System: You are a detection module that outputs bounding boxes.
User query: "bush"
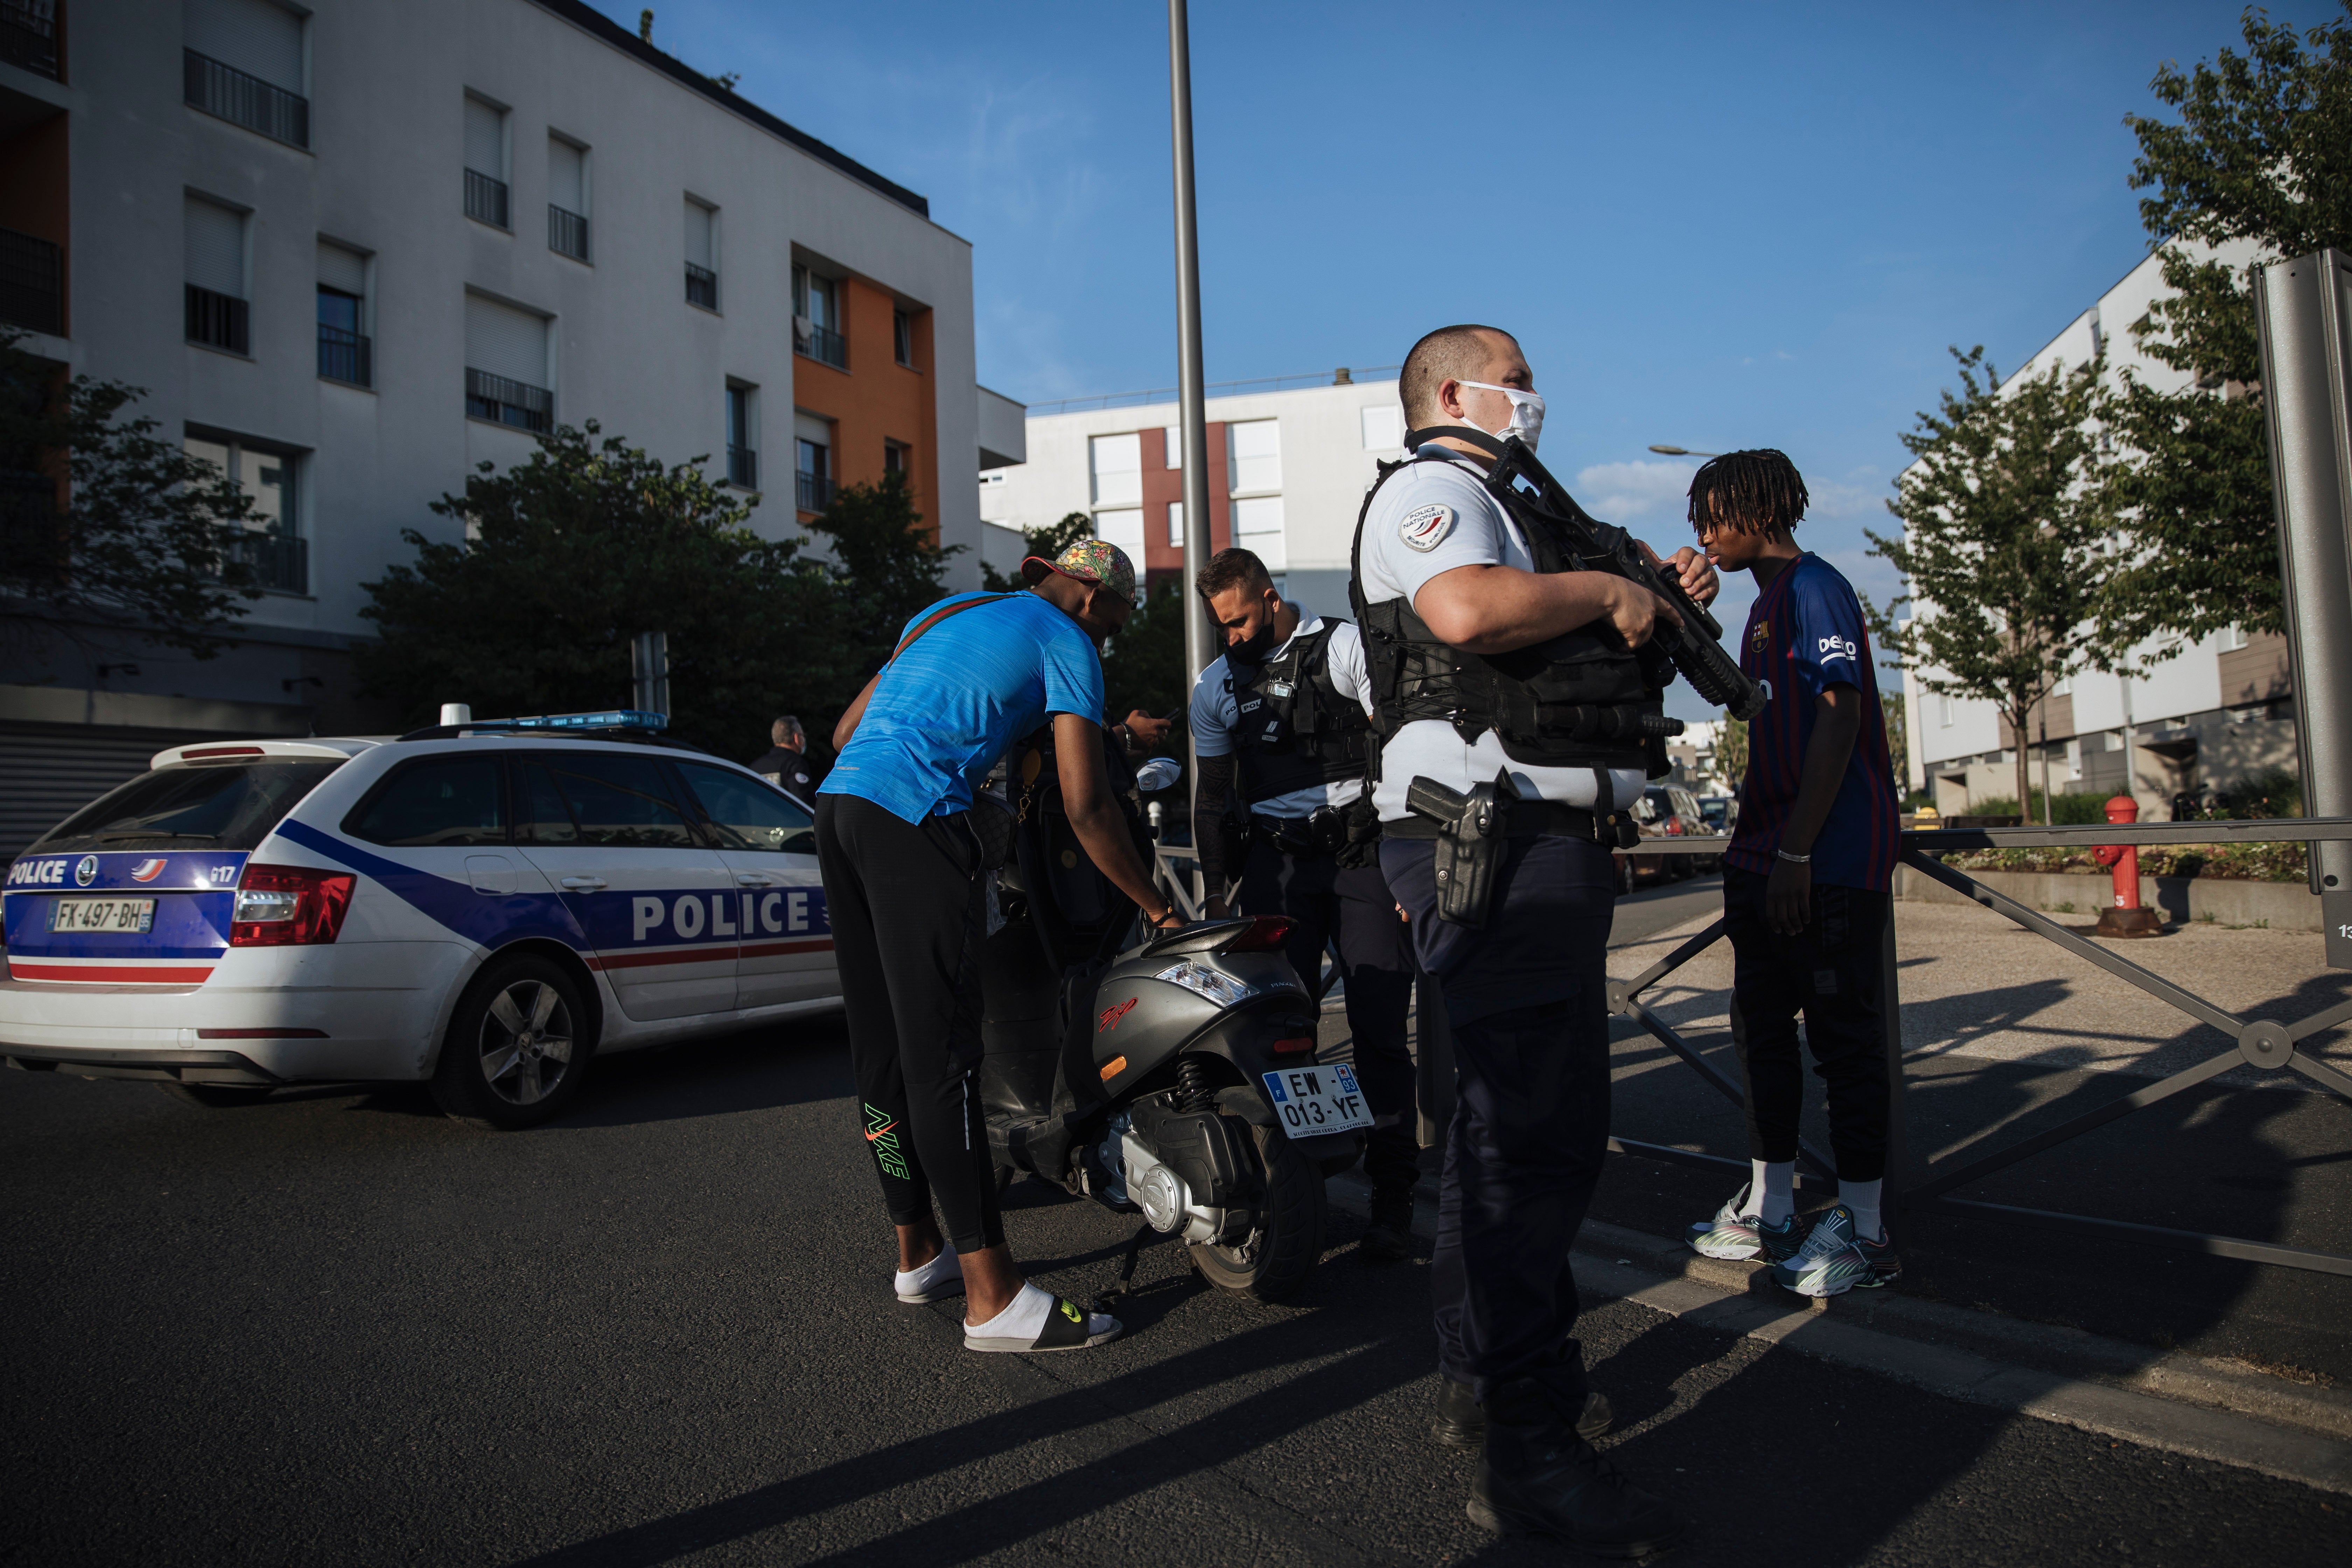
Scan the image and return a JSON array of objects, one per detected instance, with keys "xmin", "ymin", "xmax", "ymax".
[{"xmin": 1964, "ymin": 791, "xmax": 2111, "ymax": 825}]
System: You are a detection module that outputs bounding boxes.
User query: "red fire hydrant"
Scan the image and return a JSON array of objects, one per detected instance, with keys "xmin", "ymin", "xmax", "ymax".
[{"xmin": 2093, "ymin": 794, "xmax": 2162, "ymax": 938}]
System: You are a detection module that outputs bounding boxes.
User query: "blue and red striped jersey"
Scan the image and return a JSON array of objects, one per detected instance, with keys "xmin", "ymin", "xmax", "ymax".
[{"xmin": 1724, "ymin": 553, "xmax": 1899, "ymax": 891}]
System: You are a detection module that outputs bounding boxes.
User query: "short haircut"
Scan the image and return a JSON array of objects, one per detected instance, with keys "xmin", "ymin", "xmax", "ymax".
[
  {"xmin": 1400, "ymin": 324, "xmax": 1514, "ymax": 428},
  {"xmin": 1687, "ymin": 449, "xmax": 1809, "ymax": 538},
  {"xmin": 1196, "ymin": 547, "xmax": 1273, "ymax": 603},
  {"xmin": 772, "ymin": 715, "xmax": 804, "ymax": 743}
]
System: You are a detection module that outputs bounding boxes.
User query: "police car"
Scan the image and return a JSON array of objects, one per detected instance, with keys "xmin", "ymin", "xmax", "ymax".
[{"xmin": 0, "ymin": 711, "xmax": 837, "ymax": 1128}]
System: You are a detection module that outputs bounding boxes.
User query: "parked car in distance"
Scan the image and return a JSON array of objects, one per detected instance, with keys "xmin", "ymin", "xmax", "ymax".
[
  {"xmin": 1631, "ymin": 784, "xmax": 1715, "ymax": 882},
  {"xmin": 1697, "ymin": 796, "xmax": 1733, "ymax": 834}
]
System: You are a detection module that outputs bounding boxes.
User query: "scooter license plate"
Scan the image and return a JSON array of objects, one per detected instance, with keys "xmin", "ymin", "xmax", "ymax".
[{"xmin": 1260, "ymin": 1064, "xmax": 1374, "ymax": 1136}]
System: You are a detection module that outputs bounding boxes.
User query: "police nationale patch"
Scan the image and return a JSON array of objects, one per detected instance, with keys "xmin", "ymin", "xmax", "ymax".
[{"xmin": 1399, "ymin": 503, "xmax": 1455, "ymax": 552}]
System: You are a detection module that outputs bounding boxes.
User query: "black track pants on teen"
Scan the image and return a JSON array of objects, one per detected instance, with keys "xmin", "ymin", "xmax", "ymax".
[
  {"xmin": 1722, "ymin": 866, "xmax": 1891, "ymax": 1184},
  {"xmin": 815, "ymin": 792, "xmax": 1003, "ymax": 1255}
]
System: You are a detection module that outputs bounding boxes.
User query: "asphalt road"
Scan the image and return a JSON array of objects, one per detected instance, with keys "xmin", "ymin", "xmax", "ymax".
[{"xmin": 6, "ymin": 976, "xmax": 2350, "ymax": 1565}]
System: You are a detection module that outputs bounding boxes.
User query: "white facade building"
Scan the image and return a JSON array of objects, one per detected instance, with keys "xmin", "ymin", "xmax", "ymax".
[
  {"xmin": 979, "ymin": 370, "xmax": 1409, "ymax": 616},
  {"xmin": 0, "ymin": 0, "xmax": 1000, "ymax": 853},
  {"xmin": 1898, "ymin": 241, "xmax": 2298, "ymax": 818}
]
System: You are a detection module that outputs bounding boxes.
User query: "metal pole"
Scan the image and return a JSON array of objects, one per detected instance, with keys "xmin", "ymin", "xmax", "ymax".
[{"xmin": 1167, "ymin": 0, "xmax": 1215, "ymax": 873}]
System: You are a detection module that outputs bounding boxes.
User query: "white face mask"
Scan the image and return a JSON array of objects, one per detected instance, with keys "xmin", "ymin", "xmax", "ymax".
[{"xmin": 1455, "ymin": 379, "xmax": 1546, "ymax": 451}]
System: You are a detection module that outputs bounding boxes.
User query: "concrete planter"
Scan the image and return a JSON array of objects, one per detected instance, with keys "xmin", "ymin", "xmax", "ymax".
[{"xmin": 1893, "ymin": 864, "xmax": 2323, "ymax": 932}]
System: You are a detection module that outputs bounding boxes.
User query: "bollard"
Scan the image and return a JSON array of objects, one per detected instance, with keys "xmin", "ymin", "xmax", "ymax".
[{"xmin": 2092, "ymin": 794, "xmax": 2164, "ymax": 938}]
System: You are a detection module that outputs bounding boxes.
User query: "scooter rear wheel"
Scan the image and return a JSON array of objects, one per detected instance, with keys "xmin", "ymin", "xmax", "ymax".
[{"xmin": 1190, "ymin": 1120, "xmax": 1326, "ymax": 1302}]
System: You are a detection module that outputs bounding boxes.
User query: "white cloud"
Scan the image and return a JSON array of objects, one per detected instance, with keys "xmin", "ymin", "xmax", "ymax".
[
  {"xmin": 1807, "ymin": 466, "xmax": 1890, "ymax": 521},
  {"xmin": 1574, "ymin": 458, "xmax": 1698, "ymax": 523}
]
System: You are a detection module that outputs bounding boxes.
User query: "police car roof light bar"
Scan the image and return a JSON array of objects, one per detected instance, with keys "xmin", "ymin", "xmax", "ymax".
[{"xmin": 494, "ymin": 710, "xmax": 669, "ymax": 732}]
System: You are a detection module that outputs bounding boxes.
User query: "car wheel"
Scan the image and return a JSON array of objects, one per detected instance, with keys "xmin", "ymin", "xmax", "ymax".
[
  {"xmin": 159, "ymin": 1082, "xmax": 274, "ymax": 1108},
  {"xmin": 431, "ymin": 955, "xmax": 591, "ymax": 1130}
]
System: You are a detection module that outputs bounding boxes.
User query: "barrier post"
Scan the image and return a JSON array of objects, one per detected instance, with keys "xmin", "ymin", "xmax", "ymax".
[{"xmin": 1879, "ymin": 892, "xmax": 1911, "ymax": 1221}]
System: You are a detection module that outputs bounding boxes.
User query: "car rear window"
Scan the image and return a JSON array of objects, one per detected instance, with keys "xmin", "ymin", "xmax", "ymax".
[
  {"xmin": 30, "ymin": 761, "xmax": 343, "ymax": 854},
  {"xmin": 346, "ymin": 757, "xmax": 509, "ymax": 847}
]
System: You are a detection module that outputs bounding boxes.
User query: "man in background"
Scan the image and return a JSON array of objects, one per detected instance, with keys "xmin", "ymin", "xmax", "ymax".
[{"xmin": 755, "ymin": 716, "xmax": 818, "ymax": 795}]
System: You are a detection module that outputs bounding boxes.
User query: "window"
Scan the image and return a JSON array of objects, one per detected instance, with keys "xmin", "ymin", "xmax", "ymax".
[
  {"xmin": 684, "ymin": 199, "xmax": 718, "ymax": 309},
  {"xmin": 792, "ymin": 262, "xmax": 845, "ymax": 368},
  {"xmin": 883, "ymin": 440, "xmax": 908, "ymax": 478},
  {"xmin": 1090, "ymin": 432, "xmax": 1141, "ymax": 507},
  {"xmin": 894, "ymin": 308, "xmax": 916, "ymax": 368},
  {"xmin": 1937, "ymin": 693, "xmax": 1954, "ymax": 728},
  {"xmin": 726, "ymin": 383, "xmax": 757, "ymax": 489},
  {"xmin": 1228, "ymin": 419, "xmax": 1281, "ymax": 492},
  {"xmin": 1360, "ymin": 405, "xmax": 1405, "ymax": 450},
  {"xmin": 796, "ymin": 413, "xmax": 832, "ymax": 512},
  {"xmin": 2050, "ymin": 674, "xmax": 2071, "ymax": 697},
  {"xmin": 2104, "ymin": 731, "xmax": 2126, "ymax": 751},
  {"xmin": 35, "ymin": 761, "xmax": 338, "ymax": 855},
  {"xmin": 525, "ymin": 754, "xmax": 695, "ymax": 849},
  {"xmin": 1094, "ymin": 508, "xmax": 1145, "ymax": 558},
  {"xmin": 347, "ymin": 758, "xmax": 508, "ymax": 847},
  {"xmin": 316, "ymin": 241, "xmax": 370, "ymax": 386},
  {"xmin": 1161, "ymin": 426, "xmax": 1183, "ymax": 469},
  {"xmin": 5, "ymin": 0, "xmax": 58, "ymax": 79},
  {"xmin": 2218, "ymin": 625, "xmax": 2250, "ymax": 652},
  {"xmin": 676, "ymin": 763, "xmax": 816, "ymax": 854},
  {"xmin": 184, "ymin": 0, "xmax": 308, "ymax": 148},
  {"xmin": 1166, "ymin": 500, "xmax": 1185, "ymax": 548},
  {"xmin": 548, "ymin": 137, "xmax": 589, "ymax": 261},
  {"xmin": 184, "ymin": 195, "xmax": 248, "ymax": 354},
  {"xmin": 1234, "ymin": 495, "xmax": 1285, "ymax": 569},
  {"xmin": 185, "ymin": 432, "xmax": 306, "ymax": 593},
  {"xmin": 463, "ymin": 96, "xmax": 509, "ymax": 227},
  {"xmin": 464, "ymin": 293, "xmax": 552, "ymax": 431}
]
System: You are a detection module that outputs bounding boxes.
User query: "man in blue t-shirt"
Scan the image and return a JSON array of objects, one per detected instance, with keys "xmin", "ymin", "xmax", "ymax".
[
  {"xmin": 1678, "ymin": 450, "xmax": 1903, "ymax": 1300},
  {"xmin": 818, "ymin": 539, "xmax": 1183, "ymax": 1355}
]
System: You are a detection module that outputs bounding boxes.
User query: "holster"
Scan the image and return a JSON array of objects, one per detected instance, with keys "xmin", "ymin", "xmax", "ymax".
[{"xmin": 1405, "ymin": 771, "xmax": 1519, "ymax": 928}]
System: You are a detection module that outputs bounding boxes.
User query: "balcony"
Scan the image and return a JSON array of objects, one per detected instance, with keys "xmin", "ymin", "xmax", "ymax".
[
  {"xmin": 796, "ymin": 471, "xmax": 833, "ymax": 513},
  {"xmin": 685, "ymin": 262, "xmax": 717, "ymax": 311},
  {"xmin": 465, "ymin": 367, "xmax": 552, "ymax": 433},
  {"xmin": 185, "ymin": 284, "xmax": 248, "ymax": 355},
  {"xmin": 184, "ymin": 49, "xmax": 310, "ymax": 150},
  {"xmin": 0, "ymin": 226, "xmax": 61, "ymax": 337},
  {"xmin": 465, "ymin": 169, "xmax": 509, "ymax": 229},
  {"xmin": 317, "ymin": 323, "xmax": 371, "ymax": 387},
  {"xmin": 548, "ymin": 205, "xmax": 589, "ymax": 262},
  {"xmin": 223, "ymin": 528, "xmax": 307, "ymax": 595},
  {"xmin": 794, "ymin": 317, "xmax": 846, "ymax": 370},
  {"xmin": 727, "ymin": 446, "xmax": 758, "ymax": 490},
  {"xmin": 1, "ymin": 0, "xmax": 58, "ymax": 79},
  {"xmin": 0, "ymin": 469, "xmax": 63, "ymax": 585}
]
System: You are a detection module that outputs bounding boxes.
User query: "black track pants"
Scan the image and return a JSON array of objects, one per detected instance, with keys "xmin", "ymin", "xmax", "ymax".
[
  {"xmin": 815, "ymin": 792, "xmax": 1002, "ymax": 1254},
  {"xmin": 1237, "ymin": 841, "xmax": 1419, "ymax": 1195},
  {"xmin": 1722, "ymin": 867, "xmax": 1891, "ymax": 1184}
]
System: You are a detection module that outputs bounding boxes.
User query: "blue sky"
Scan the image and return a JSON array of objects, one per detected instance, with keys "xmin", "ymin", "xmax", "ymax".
[{"xmin": 596, "ymin": 0, "xmax": 2306, "ymax": 712}]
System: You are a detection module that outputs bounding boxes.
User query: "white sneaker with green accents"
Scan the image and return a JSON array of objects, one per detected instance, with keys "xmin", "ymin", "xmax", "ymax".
[{"xmin": 1769, "ymin": 1204, "xmax": 1900, "ymax": 1298}]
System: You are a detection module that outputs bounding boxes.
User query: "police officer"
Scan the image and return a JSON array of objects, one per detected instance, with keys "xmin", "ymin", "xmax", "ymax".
[
  {"xmin": 1353, "ymin": 324, "xmax": 1716, "ymax": 1551},
  {"xmin": 1186, "ymin": 547, "xmax": 1418, "ymax": 1259},
  {"xmin": 753, "ymin": 716, "xmax": 817, "ymax": 794}
]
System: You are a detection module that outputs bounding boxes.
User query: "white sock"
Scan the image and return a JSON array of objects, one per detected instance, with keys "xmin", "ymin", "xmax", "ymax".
[
  {"xmin": 1841, "ymin": 1179, "xmax": 1884, "ymax": 1242},
  {"xmin": 966, "ymin": 1281, "xmax": 1054, "ymax": 1340},
  {"xmin": 1753, "ymin": 1160, "xmax": 1795, "ymax": 1225},
  {"xmin": 894, "ymin": 1248, "xmax": 963, "ymax": 1296}
]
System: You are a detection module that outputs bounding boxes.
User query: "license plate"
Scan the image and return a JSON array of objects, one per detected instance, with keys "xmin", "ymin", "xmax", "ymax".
[
  {"xmin": 49, "ymin": 897, "xmax": 158, "ymax": 934},
  {"xmin": 1260, "ymin": 1064, "xmax": 1374, "ymax": 1136}
]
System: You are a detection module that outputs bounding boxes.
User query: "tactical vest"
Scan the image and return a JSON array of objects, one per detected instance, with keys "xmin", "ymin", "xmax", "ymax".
[
  {"xmin": 1348, "ymin": 448, "xmax": 1661, "ymax": 776},
  {"xmin": 1225, "ymin": 622, "xmax": 1373, "ymax": 805}
]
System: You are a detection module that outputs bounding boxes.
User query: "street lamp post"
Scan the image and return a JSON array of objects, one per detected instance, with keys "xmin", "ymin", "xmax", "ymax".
[{"xmin": 1168, "ymin": 0, "xmax": 1211, "ymax": 687}]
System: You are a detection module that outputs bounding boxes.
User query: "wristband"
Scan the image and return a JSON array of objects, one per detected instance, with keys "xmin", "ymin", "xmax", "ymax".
[{"xmin": 1776, "ymin": 848, "xmax": 1812, "ymax": 864}]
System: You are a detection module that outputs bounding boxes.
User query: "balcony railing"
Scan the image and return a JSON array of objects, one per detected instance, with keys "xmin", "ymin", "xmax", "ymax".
[
  {"xmin": 794, "ymin": 318, "xmax": 846, "ymax": 370},
  {"xmin": 1, "ymin": 0, "xmax": 59, "ymax": 79},
  {"xmin": 465, "ymin": 367, "xmax": 552, "ymax": 433},
  {"xmin": 222, "ymin": 529, "xmax": 307, "ymax": 594},
  {"xmin": 0, "ymin": 469, "xmax": 63, "ymax": 584},
  {"xmin": 465, "ymin": 169, "xmax": 510, "ymax": 229},
  {"xmin": 727, "ymin": 446, "xmax": 758, "ymax": 490},
  {"xmin": 548, "ymin": 205, "xmax": 589, "ymax": 261},
  {"xmin": 797, "ymin": 471, "xmax": 833, "ymax": 513},
  {"xmin": 0, "ymin": 226, "xmax": 62, "ymax": 337},
  {"xmin": 184, "ymin": 49, "xmax": 309, "ymax": 149},
  {"xmin": 317, "ymin": 323, "xmax": 371, "ymax": 387},
  {"xmin": 685, "ymin": 262, "xmax": 717, "ymax": 310},
  {"xmin": 186, "ymin": 284, "xmax": 249, "ymax": 355}
]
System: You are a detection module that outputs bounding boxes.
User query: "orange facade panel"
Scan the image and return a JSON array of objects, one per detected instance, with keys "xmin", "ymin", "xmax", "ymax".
[{"xmin": 792, "ymin": 275, "xmax": 938, "ymax": 540}]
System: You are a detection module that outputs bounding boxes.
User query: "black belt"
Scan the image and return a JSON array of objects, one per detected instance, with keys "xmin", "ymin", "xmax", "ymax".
[
  {"xmin": 1250, "ymin": 812, "xmax": 1335, "ymax": 856},
  {"xmin": 1382, "ymin": 798, "xmax": 1630, "ymax": 844}
]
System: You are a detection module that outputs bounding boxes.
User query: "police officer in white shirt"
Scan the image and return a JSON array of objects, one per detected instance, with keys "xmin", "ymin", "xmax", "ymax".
[
  {"xmin": 1353, "ymin": 324, "xmax": 1716, "ymax": 1553},
  {"xmin": 1187, "ymin": 548, "xmax": 1418, "ymax": 1260}
]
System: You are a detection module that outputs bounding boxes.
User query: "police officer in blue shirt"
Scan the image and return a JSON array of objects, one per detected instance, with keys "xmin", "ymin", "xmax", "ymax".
[{"xmin": 1353, "ymin": 325, "xmax": 1716, "ymax": 1552}]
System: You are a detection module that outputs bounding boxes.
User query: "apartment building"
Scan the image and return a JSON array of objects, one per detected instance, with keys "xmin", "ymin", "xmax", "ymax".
[
  {"xmin": 979, "ymin": 370, "xmax": 1410, "ymax": 616},
  {"xmin": 0, "ymin": 0, "xmax": 1006, "ymax": 852},
  {"xmin": 1899, "ymin": 240, "xmax": 2297, "ymax": 819}
]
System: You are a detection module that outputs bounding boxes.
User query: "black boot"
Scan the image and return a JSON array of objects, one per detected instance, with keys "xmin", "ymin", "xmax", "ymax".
[
  {"xmin": 1432, "ymin": 1375, "xmax": 1612, "ymax": 1449},
  {"xmin": 1359, "ymin": 1187, "xmax": 1414, "ymax": 1261},
  {"xmin": 1469, "ymin": 1377, "xmax": 1678, "ymax": 1555}
]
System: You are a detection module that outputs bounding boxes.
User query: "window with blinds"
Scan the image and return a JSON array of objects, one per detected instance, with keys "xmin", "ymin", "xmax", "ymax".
[
  {"xmin": 1094, "ymin": 509, "xmax": 1145, "ymax": 560},
  {"xmin": 1234, "ymin": 496, "xmax": 1286, "ymax": 569},
  {"xmin": 464, "ymin": 294, "xmax": 551, "ymax": 431},
  {"xmin": 549, "ymin": 139, "xmax": 589, "ymax": 261},
  {"xmin": 316, "ymin": 242, "xmax": 369, "ymax": 386},
  {"xmin": 1090, "ymin": 433, "xmax": 1141, "ymax": 507},
  {"xmin": 464, "ymin": 97, "xmax": 509, "ymax": 227},
  {"xmin": 1360, "ymin": 405, "xmax": 1405, "ymax": 451},
  {"xmin": 1228, "ymin": 419, "xmax": 1281, "ymax": 493},
  {"xmin": 684, "ymin": 200, "xmax": 717, "ymax": 308},
  {"xmin": 184, "ymin": 196, "xmax": 247, "ymax": 353},
  {"xmin": 184, "ymin": 0, "xmax": 308, "ymax": 146}
]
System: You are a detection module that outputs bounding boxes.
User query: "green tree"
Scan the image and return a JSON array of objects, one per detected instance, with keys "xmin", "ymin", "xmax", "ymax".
[
  {"xmin": 802, "ymin": 469, "xmax": 963, "ymax": 686},
  {"xmin": 358, "ymin": 422, "xmax": 846, "ymax": 758},
  {"xmin": 1879, "ymin": 690, "xmax": 1907, "ymax": 786},
  {"xmin": 1714, "ymin": 715, "xmax": 1749, "ymax": 794},
  {"xmin": 1868, "ymin": 347, "xmax": 2115, "ymax": 814},
  {"xmin": 978, "ymin": 510, "xmax": 1092, "ymax": 593},
  {"xmin": 0, "ymin": 330, "xmax": 261, "ymax": 660},
  {"xmin": 1101, "ymin": 578, "xmax": 1190, "ymax": 727},
  {"xmin": 2099, "ymin": 5, "xmax": 2352, "ymax": 645}
]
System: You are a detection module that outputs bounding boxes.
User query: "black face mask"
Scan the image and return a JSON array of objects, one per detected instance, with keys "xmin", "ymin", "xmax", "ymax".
[{"xmin": 1227, "ymin": 619, "xmax": 1281, "ymax": 667}]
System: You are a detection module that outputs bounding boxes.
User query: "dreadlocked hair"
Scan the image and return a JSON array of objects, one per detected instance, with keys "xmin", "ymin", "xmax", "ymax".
[{"xmin": 1687, "ymin": 449, "xmax": 1808, "ymax": 538}]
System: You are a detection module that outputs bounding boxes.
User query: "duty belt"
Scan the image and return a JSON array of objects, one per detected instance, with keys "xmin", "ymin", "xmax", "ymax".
[{"xmin": 1382, "ymin": 798, "xmax": 1634, "ymax": 845}]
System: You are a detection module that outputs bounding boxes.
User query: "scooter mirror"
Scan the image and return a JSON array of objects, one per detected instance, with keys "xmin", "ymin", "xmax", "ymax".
[{"xmin": 1134, "ymin": 757, "xmax": 1183, "ymax": 793}]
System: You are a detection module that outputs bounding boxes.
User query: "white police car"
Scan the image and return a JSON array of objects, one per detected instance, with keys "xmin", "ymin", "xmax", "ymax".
[{"xmin": 0, "ymin": 711, "xmax": 838, "ymax": 1128}]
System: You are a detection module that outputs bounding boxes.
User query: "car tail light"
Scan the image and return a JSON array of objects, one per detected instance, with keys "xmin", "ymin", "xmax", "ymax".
[
  {"xmin": 230, "ymin": 864, "xmax": 355, "ymax": 946},
  {"xmin": 1271, "ymin": 1036, "xmax": 1315, "ymax": 1055},
  {"xmin": 1219, "ymin": 916, "xmax": 1295, "ymax": 953},
  {"xmin": 1666, "ymin": 818, "xmax": 1684, "ymax": 835}
]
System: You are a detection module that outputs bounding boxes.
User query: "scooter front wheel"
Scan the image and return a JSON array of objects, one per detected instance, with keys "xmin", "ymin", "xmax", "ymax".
[{"xmin": 1190, "ymin": 1120, "xmax": 1326, "ymax": 1302}]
